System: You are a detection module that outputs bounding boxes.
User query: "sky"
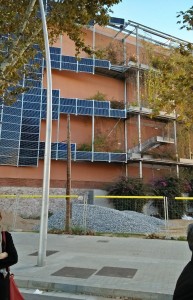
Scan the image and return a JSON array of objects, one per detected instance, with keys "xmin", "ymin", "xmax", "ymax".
[{"xmin": 111, "ymin": 0, "xmax": 193, "ymax": 43}]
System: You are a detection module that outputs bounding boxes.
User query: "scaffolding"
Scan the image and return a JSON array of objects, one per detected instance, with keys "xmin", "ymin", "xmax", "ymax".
[{"xmin": 88, "ymin": 17, "xmax": 193, "ymax": 178}]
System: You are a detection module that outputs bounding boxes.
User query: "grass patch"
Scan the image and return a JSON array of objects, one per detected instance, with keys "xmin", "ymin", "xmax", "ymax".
[
  {"xmin": 47, "ymin": 228, "xmax": 146, "ymax": 238},
  {"xmin": 48, "ymin": 226, "xmax": 95, "ymax": 236},
  {"xmin": 177, "ymin": 236, "xmax": 186, "ymax": 241},
  {"xmin": 95, "ymin": 232, "xmax": 146, "ymax": 238}
]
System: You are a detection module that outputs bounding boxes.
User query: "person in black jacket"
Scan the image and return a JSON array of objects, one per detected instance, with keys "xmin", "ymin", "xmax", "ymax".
[
  {"xmin": 0, "ymin": 211, "xmax": 18, "ymax": 300},
  {"xmin": 173, "ymin": 223, "xmax": 193, "ymax": 300}
]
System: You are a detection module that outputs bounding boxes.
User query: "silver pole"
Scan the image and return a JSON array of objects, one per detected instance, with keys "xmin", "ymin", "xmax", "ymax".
[
  {"xmin": 173, "ymin": 119, "xmax": 179, "ymax": 178},
  {"xmin": 37, "ymin": 0, "xmax": 52, "ymax": 267},
  {"xmin": 92, "ymin": 105, "xmax": 94, "ymax": 162},
  {"xmin": 136, "ymin": 26, "xmax": 142, "ymax": 178}
]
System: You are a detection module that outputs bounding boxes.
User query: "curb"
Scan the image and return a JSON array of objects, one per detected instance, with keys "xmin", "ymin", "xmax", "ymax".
[{"xmin": 16, "ymin": 278, "xmax": 173, "ymax": 300}]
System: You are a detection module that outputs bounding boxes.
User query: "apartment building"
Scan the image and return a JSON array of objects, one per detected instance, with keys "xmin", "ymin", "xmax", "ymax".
[{"xmin": 0, "ymin": 17, "xmax": 192, "ymax": 189}]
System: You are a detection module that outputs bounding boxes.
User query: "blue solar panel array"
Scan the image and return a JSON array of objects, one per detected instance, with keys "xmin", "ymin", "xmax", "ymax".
[
  {"xmin": 49, "ymin": 46, "xmax": 110, "ymax": 73},
  {"xmin": 59, "ymin": 97, "xmax": 126, "ymax": 118},
  {"xmin": 0, "ymin": 46, "xmax": 126, "ymax": 167},
  {"xmin": 38, "ymin": 146, "xmax": 126, "ymax": 163}
]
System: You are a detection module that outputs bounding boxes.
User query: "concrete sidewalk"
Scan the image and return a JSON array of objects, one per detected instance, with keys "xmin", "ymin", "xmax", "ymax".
[{"xmin": 11, "ymin": 232, "xmax": 190, "ymax": 300}]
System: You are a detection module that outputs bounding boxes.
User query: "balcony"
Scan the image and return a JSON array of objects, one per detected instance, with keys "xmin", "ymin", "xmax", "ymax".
[{"xmin": 127, "ymin": 105, "xmax": 176, "ymax": 120}]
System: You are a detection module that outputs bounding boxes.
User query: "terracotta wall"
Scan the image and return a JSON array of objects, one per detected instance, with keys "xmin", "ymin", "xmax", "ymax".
[
  {"xmin": 44, "ymin": 69, "xmax": 124, "ymax": 101},
  {"xmin": 0, "ymin": 160, "xmax": 126, "ymax": 189}
]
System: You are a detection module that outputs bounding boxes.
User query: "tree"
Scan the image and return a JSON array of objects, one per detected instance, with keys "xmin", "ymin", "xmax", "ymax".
[
  {"xmin": 143, "ymin": 43, "xmax": 193, "ymax": 128},
  {"xmin": 66, "ymin": 114, "xmax": 71, "ymax": 233},
  {"xmin": 0, "ymin": 0, "xmax": 121, "ymax": 104},
  {"xmin": 142, "ymin": 7, "xmax": 193, "ymax": 128}
]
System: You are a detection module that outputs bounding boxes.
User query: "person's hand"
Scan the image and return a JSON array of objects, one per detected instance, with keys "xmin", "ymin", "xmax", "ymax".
[{"xmin": 0, "ymin": 252, "xmax": 8, "ymax": 259}]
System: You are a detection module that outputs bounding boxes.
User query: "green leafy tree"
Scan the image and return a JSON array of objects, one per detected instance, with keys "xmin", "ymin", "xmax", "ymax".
[
  {"xmin": 107, "ymin": 176, "xmax": 148, "ymax": 212},
  {"xmin": 142, "ymin": 7, "xmax": 193, "ymax": 128},
  {"xmin": 144, "ymin": 44, "xmax": 193, "ymax": 128},
  {"xmin": 0, "ymin": 0, "xmax": 121, "ymax": 104},
  {"xmin": 177, "ymin": 6, "xmax": 193, "ymax": 31}
]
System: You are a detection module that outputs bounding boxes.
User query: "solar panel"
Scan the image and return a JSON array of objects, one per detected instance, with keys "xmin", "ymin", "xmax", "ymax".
[
  {"xmin": 61, "ymin": 62, "xmax": 77, "ymax": 71},
  {"xmin": 2, "ymin": 114, "xmax": 21, "ymax": 124},
  {"xmin": 19, "ymin": 148, "xmax": 38, "ymax": 157},
  {"xmin": 60, "ymin": 98, "xmax": 76, "ymax": 106},
  {"xmin": 51, "ymin": 61, "xmax": 60, "ymax": 69},
  {"xmin": 22, "ymin": 109, "xmax": 40, "ymax": 118},
  {"xmin": 3, "ymin": 107, "xmax": 21, "ymax": 116},
  {"xmin": 57, "ymin": 151, "xmax": 67, "ymax": 159},
  {"xmin": 94, "ymin": 152, "xmax": 109, "ymax": 161},
  {"xmin": 18, "ymin": 157, "xmax": 38, "ymax": 166},
  {"xmin": 60, "ymin": 106, "xmax": 76, "ymax": 114},
  {"xmin": 95, "ymin": 59, "xmax": 110, "ymax": 68},
  {"xmin": 109, "ymin": 17, "xmax": 125, "ymax": 26},
  {"xmin": 94, "ymin": 101, "xmax": 109, "ymax": 109},
  {"xmin": 62, "ymin": 56, "xmax": 77, "ymax": 63},
  {"xmin": 0, "ymin": 156, "xmax": 18, "ymax": 166},
  {"xmin": 111, "ymin": 153, "xmax": 127, "ymax": 162},
  {"xmin": 50, "ymin": 53, "xmax": 60, "ymax": 61},
  {"xmin": 19, "ymin": 140, "xmax": 39, "ymax": 149},
  {"xmin": 23, "ymin": 95, "xmax": 41, "ymax": 103},
  {"xmin": 1, "ymin": 130, "xmax": 20, "ymax": 140},
  {"xmin": 23, "ymin": 102, "xmax": 40, "ymax": 110},
  {"xmin": 50, "ymin": 47, "xmax": 61, "ymax": 54},
  {"xmin": 94, "ymin": 108, "xmax": 109, "ymax": 117},
  {"xmin": 110, "ymin": 110, "xmax": 126, "ymax": 118},
  {"xmin": 78, "ymin": 65, "xmax": 93, "ymax": 73},
  {"xmin": 21, "ymin": 117, "xmax": 40, "ymax": 125},
  {"xmin": 76, "ymin": 151, "xmax": 92, "ymax": 160},
  {"xmin": 21, "ymin": 125, "xmax": 39, "ymax": 133},
  {"xmin": 52, "ymin": 112, "xmax": 59, "ymax": 119},
  {"xmin": 20, "ymin": 133, "xmax": 39, "ymax": 141},
  {"xmin": 0, "ymin": 139, "xmax": 20, "ymax": 148},
  {"xmin": 77, "ymin": 99, "xmax": 93, "ymax": 108},
  {"xmin": 27, "ymin": 87, "xmax": 42, "ymax": 95},
  {"xmin": 77, "ymin": 107, "xmax": 93, "ymax": 115},
  {"xmin": 0, "ymin": 147, "xmax": 18, "ymax": 156},
  {"xmin": 79, "ymin": 58, "xmax": 93, "ymax": 66}
]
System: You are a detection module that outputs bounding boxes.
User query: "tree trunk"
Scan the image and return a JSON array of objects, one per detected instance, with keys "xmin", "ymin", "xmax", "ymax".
[{"xmin": 65, "ymin": 114, "xmax": 71, "ymax": 232}]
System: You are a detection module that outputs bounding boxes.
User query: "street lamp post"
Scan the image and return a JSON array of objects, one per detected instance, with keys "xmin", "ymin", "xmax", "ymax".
[{"xmin": 37, "ymin": 0, "xmax": 52, "ymax": 267}]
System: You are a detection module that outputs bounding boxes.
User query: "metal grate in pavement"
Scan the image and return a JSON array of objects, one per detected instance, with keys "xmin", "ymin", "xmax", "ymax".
[
  {"xmin": 95, "ymin": 266, "xmax": 137, "ymax": 278},
  {"xmin": 51, "ymin": 267, "xmax": 97, "ymax": 279},
  {"xmin": 97, "ymin": 240, "xmax": 109, "ymax": 243},
  {"xmin": 29, "ymin": 250, "xmax": 59, "ymax": 257}
]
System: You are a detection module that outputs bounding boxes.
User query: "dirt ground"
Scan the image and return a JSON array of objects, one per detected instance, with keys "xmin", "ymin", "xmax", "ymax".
[
  {"xmin": 0, "ymin": 211, "xmax": 39, "ymax": 232},
  {"xmin": 161, "ymin": 219, "xmax": 193, "ymax": 238}
]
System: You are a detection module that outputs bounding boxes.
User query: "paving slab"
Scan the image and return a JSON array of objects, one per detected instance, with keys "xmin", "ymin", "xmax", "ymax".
[{"xmin": 11, "ymin": 232, "xmax": 191, "ymax": 300}]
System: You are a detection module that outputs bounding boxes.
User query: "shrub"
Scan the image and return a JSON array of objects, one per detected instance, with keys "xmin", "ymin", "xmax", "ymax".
[
  {"xmin": 151, "ymin": 176, "xmax": 186, "ymax": 219},
  {"xmin": 110, "ymin": 100, "xmax": 125, "ymax": 109},
  {"xmin": 107, "ymin": 176, "xmax": 148, "ymax": 212},
  {"xmin": 77, "ymin": 143, "xmax": 92, "ymax": 151},
  {"xmin": 86, "ymin": 91, "xmax": 106, "ymax": 101}
]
